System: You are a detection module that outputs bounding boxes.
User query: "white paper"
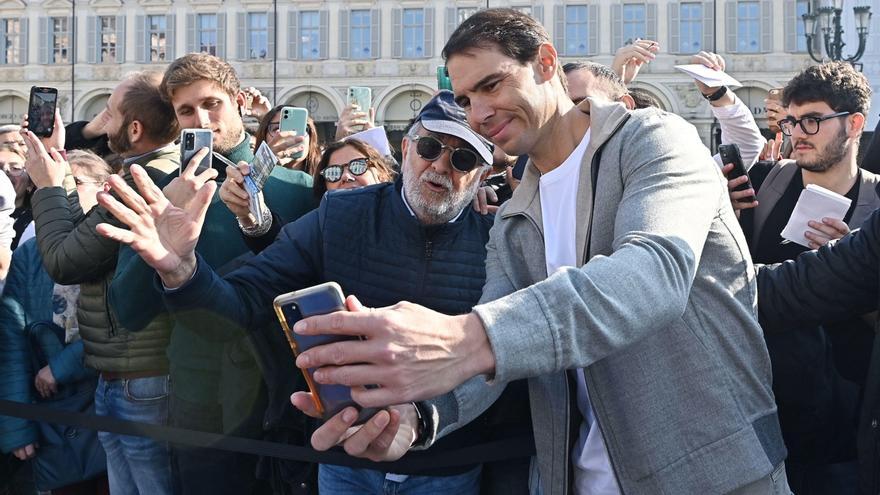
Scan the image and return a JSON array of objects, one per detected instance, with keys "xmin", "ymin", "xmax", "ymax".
[
  {"xmin": 674, "ymin": 64, "xmax": 743, "ymax": 89},
  {"xmin": 346, "ymin": 126, "xmax": 393, "ymax": 157},
  {"xmin": 780, "ymin": 184, "xmax": 852, "ymax": 248}
]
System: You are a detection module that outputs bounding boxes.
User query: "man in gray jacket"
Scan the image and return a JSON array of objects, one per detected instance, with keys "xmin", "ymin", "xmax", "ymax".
[{"xmin": 292, "ymin": 8, "xmax": 788, "ymax": 495}]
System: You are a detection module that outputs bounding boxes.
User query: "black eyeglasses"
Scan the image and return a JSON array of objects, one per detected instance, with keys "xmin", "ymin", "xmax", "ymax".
[
  {"xmin": 409, "ymin": 134, "xmax": 482, "ymax": 173},
  {"xmin": 320, "ymin": 158, "xmax": 370, "ymax": 183},
  {"xmin": 778, "ymin": 111, "xmax": 851, "ymax": 136}
]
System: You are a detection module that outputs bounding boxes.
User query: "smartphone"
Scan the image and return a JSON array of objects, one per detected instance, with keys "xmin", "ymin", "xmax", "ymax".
[
  {"xmin": 719, "ymin": 144, "xmax": 755, "ymax": 203},
  {"xmin": 280, "ymin": 107, "xmax": 309, "ymax": 160},
  {"xmin": 767, "ymin": 88, "xmax": 783, "ymax": 102},
  {"xmin": 347, "ymin": 86, "xmax": 372, "ymax": 131},
  {"xmin": 28, "ymin": 86, "xmax": 58, "ymax": 138},
  {"xmin": 273, "ymin": 282, "xmax": 378, "ymax": 424},
  {"xmin": 180, "ymin": 129, "xmax": 213, "ymax": 175},
  {"xmin": 437, "ymin": 66, "xmax": 453, "ymax": 91}
]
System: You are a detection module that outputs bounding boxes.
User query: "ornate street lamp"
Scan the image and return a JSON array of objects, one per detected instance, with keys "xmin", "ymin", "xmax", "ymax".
[{"xmin": 802, "ymin": 2, "xmax": 872, "ymax": 65}]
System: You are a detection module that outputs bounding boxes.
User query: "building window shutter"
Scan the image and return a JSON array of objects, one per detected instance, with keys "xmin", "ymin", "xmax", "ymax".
[
  {"xmin": 611, "ymin": 4, "xmax": 622, "ymax": 51},
  {"xmin": 166, "ymin": 14, "xmax": 176, "ymax": 60},
  {"xmin": 87, "ymin": 16, "xmax": 97, "ymax": 63},
  {"xmin": 19, "ymin": 18, "xmax": 28, "ymax": 64},
  {"xmin": 553, "ymin": 5, "xmax": 565, "ymax": 54},
  {"xmin": 668, "ymin": 3, "xmax": 680, "ymax": 54},
  {"xmin": 116, "ymin": 15, "xmax": 126, "ymax": 63},
  {"xmin": 318, "ymin": 11, "xmax": 328, "ymax": 59},
  {"xmin": 267, "ymin": 11, "xmax": 275, "ymax": 59},
  {"xmin": 186, "ymin": 14, "xmax": 196, "ymax": 54},
  {"xmin": 392, "ymin": 8, "xmax": 401, "ymax": 58},
  {"xmin": 760, "ymin": 0, "xmax": 772, "ymax": 53},
  {"xmin": 646, "ymin": 3, "xmax": 657, "ymax": 41},
  {"xmin": 588, "ymin": 5, "xmax": 600, "ymax": 55},
  {"xmin": 38, "ymin": 17, "xmax": 49, "ymax": 64},
  {"xmin": 444, "ymin": 7, "xmax": 456, "ymax": 42},
  {"xmin": 288, "ymin": 11, "xmax": 298, "ymax": 60},
  {"xmin": 370, "ymin": 8, "xmax": 380, "ymax": 59},
  {"xmin": 339, "ymin": 10, "xmax": 349, "ymax": 59},
  {"xmin": 237, "ymin": 12, "xmax": 246, "ymax": 60},
  {"xmin": 424, "ymin": 7, "xmax": 434, "ymax": 58},
  {"xmin": 217, "ymin": 13, "xmax": 226, "ymax": 59},
  {"xmin": 0, "ymin": 21, "xmax": 7, "ymax": 64},
  {"xmin": 725, "ymin": 1, "xmax": 737, "ymax": 53},
  {"xmin": 532, "ymin": 5, "xmax": 544, "ymax": 24},
  {"xmin": 702, "ymin": 1, "xmax": 715, "ymax": 52}
]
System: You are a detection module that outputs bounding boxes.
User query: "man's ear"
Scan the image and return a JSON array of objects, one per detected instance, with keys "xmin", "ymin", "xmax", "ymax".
[
  {"xmin": 236, "ymin": 91, "xmax": 247, "ymax": 116},
  {"xmin": 535, "ymin": 43, "xmax": 559, "ymax": 83},
  {"xmin": 129, "ymin": 120, "xmax": 143, "ymax": 144},
  {"xmin": 848, "ymin": 112, "xmax": 866, "ymax": 138},
  {"xmin": 401, "ymin": 134, "xmax": 410, "ymax": 158},
  {"xmin": 619, "ymin": 94, "xmax": 636, "ymax": 110}
]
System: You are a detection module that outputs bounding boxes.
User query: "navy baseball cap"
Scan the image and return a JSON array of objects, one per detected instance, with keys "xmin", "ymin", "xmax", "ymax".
[{"xmin": 414, "ymin": 90, "xmax": 494, "ymax": 165}]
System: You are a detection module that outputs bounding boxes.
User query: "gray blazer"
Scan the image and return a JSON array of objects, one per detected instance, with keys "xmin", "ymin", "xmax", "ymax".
[{"xmin": 423, "ymin": 99, "xmax": 785, "ymax": 494}]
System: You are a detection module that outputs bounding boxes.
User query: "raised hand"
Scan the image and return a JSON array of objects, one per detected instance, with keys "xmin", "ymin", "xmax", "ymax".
[
  {"xmin": 611, "ymin": 39, "xmax": 658, "ymax": 84},
  {"xmin": 21, "ymin": 129, "xmax": 67, "ymax": 189},
  {"xmin": 95, "ymin": 164, "xmax": 215, "ymax": 288},
  {"xmin": 335, "ymin": 104, "xmax": 375, "ymax": 140},
  {"xmin": 219, "ymin": 161, "xmax": 267, "ymax": 227},
  {"xmin": 162, "ymin": 147, "xmax": 218, "ymax": 210}
]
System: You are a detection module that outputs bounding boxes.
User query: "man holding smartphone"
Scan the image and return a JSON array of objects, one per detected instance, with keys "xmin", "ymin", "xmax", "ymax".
[
  {"xmin": 95, "ymin": 90, "xmax": 533, "ymax": 494},
  {"xmin": 276, "ymin": 9, "xmax": 787, "ymax": 495},
  {"xmin": 104, "ymin": 53, "xmax": 314, "ymax": 495}
]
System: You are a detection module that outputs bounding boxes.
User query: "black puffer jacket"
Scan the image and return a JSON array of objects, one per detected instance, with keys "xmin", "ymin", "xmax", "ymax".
[{"xmin": 757, "ymin": 197, "xmax": 880, "ymax": 495}]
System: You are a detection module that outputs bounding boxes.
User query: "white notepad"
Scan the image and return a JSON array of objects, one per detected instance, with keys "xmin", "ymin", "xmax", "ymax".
[
  {"xmin": 780, "ymin": 184, "xmax": 852, "ymax": 248},
  {"xmin": 673, "ymin": 64, "xmax": 743, "ymax": 88}
]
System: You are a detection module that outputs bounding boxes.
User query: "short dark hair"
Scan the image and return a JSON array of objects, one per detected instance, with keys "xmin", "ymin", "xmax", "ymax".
[
  {"xmin": 563, "ymin": 61, "xmax": 628, "ymax": 100},
  {"xmin": 628, "ymin": 88, "xmax": 661, "ymax": 109},
  {"xmin": 120, "ymin": 71, "xmax": 179, "ymax": 145},
  {"xmin": 782, "ymin": 61, "xmax": 872, "ymax": 115},
  {"xmin": 442, "ymin": 8, "xmax": 566, "ymax": 91}
]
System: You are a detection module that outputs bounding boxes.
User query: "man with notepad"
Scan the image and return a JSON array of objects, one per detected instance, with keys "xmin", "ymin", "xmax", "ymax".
[{"xmin": 731, "ymin": 61, "xmax": 880, "ymax": 494}]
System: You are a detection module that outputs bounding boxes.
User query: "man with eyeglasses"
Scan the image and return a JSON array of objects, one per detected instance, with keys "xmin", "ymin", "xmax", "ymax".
[
  {"xmin": 94, "ymin": 90, "xmax": 532, "ymax": 494},
  {"xmin": 728, "ymin": 61, "xmax": 879, "ymax": 494}
]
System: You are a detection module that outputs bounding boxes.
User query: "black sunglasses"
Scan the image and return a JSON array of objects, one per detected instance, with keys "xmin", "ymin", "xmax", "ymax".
[
  {"xmin": 410, "ymin": 134, "xmax": 482, "ymax": 173},
  {"xmin": 778, "ymin": 111, "xmax": 851, "ymax": 136},
  {"xmin": 320, "ymin": 158, "xmax": 370, "ymax": 183}
]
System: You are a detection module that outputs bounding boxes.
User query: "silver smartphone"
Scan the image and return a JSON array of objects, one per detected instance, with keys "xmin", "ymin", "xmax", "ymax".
[{"xmin": 180, "ymin": 128, "xmax": 213, "ymax": 175}]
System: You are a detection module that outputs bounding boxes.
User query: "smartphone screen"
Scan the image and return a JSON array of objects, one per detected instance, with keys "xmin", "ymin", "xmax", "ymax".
[
  {"xmin": 274, "ymin": 283, "xmax": 378, "ymax": 424},
  {"xmin": 179, "ymin": 129, "xmax": 213, "ymax": 175},
  {"xmin": 28, "ymin": 86, "xmax": 58, "ymax": 138}
]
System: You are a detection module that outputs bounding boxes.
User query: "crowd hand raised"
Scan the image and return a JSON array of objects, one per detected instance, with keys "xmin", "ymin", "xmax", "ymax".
[
  {"xmin": 162, "ymin": 147, "xmax": 218, "ymax": 210},
  {"xmin": 720, "ymin": 163, "xmax": 758, "ymax": 213},
  {"xmin": 268, "ymin": 131, "xmax": 306, "ymax": 162},
  {"xmin": 34, "ymin": 365, "xmax": 58, "ymax": 399},
  {"xmin": 335, "ymin": 104, "xmax": 375, "ymax": 140},
  {"xmin": 805, "ymin": 218, "xmax": 850, "ymax": 249},
  {"xmin": 82, "ymin": 108, "xmax": 111, "ymax": 139},
  {"xmin": 95, "ymin": 163, "xmax": 215, "ymax": 289},
  {"xmin": 21, "ymin": 129, "xmax": 67, "ymax": 189},
  {"xmin": 611, "ymin": 39, "xmax": 658, "ymax": 84},
  {"xmin": 293, "ymin": 295, "xmax": 494, "ymax": 408},
  {"xmin": 22, "ymin": 109, "xmax": 66, "ymax": 152},
  {"xmin": 759, "ymin": 132, "xmax": 783, "ymax": 161},
  {"xmin": 12, "ymin": 443, "xmax": 37, "ymax": 461},
  {"xmin": 219, "ymin": 161, "xmax": 266, "ymax": 227},
  {"xmin": 765, "ymin": 99, "xmax": 786, "ymax": 134},
  {"xmin": 242, "ymin": 87, "xmax": 271, "ymax": 119},
  {"xmin": 690, "ymin": 50, "xmax": 727, "ymax": 94},
  {"xmin": 291, "ymin": 395, "xmax": 417, "ymax": 462},
  {"xmin": 472, "ymin": 185, "xmax": 499, "ymax": 215}
]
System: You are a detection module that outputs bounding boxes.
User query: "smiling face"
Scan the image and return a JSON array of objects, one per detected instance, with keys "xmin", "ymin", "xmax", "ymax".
[
  {"xmin": 446, "ymin": 45, "xmax": 555, "ymax": 157},
  {"xmin": 401, "ymin": 125, "xmax": 484, "ymax": 225},
  {"xmin": 169, "ymin": 79, "xmax": 245, "ymax": 154},
  {"xmin": 787, "ymin": 101, "xmax": 852, "ymax": 173},
  {"xmin": 322, "ymin": 144, "xmax": 380, "ymax": 192}
]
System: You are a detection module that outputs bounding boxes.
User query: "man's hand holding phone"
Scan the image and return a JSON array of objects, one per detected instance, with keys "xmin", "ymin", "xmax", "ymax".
[{"xmin": 21, "ymin": 129, "xmax": 67, "ymax": 189}]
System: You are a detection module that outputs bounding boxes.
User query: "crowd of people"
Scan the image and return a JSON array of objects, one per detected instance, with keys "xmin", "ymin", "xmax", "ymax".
[{"xmin": 0, "ymin": 7, "xmax": 879, "ymax": 495}]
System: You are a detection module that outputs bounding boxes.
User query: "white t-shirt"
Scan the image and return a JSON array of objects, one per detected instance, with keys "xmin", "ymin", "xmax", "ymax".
[{"xmin": 538, "ymin": 128, "xmax": 621, "ymax": 495}]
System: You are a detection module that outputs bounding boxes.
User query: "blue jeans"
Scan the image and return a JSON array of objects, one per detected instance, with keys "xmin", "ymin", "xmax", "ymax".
[
  {"xmin": 94, "ymin": 375, "xmax": 172, "ymax": 495},
  {"xmin": 318, "ymin": 464, "xmax": 481, "ymax": 495}
]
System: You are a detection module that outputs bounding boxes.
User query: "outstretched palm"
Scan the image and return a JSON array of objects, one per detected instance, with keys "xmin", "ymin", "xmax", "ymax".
[{"xmin": 96, "ymin": 164, "xmax": 215, "ymax": 287}]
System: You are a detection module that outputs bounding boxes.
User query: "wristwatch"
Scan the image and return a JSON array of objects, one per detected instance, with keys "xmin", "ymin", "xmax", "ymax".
[{"xmin": 703, "ymin": 86, "xmax": 728, "ymax": 102}]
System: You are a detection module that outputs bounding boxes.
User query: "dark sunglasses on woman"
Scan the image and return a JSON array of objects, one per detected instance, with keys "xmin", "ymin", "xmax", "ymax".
[
  {"xmin": 320, "ymin": 158, "xmax": 370, "ymax": 183},
  {"xmin": 410, "ymin": 134, "xmax": 482, "ymax": 173}
]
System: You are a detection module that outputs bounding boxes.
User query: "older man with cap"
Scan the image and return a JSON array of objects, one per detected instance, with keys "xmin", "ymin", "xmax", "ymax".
[{"xmin": 94, "ymin": 90, "xmax": 533, "ymax": 494}]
